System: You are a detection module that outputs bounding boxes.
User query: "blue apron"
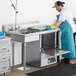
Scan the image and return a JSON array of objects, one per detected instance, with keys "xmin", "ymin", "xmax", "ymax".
[
  {"xmin": 57, "ymin": 15, "xmax": 76, "ymax": 58},
  {"xmin": 75, "ymin": 41, "xmax": 76, "ymax": 46}
]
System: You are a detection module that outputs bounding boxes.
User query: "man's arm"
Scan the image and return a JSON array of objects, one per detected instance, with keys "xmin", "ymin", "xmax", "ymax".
[{"xmin": 54, "ymin": 21, "xmax": 62, "ymax": 27}]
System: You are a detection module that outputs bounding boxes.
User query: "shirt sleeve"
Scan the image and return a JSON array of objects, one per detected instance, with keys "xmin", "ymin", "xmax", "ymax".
[{"xmin": 59, "ymin": 10, "xmax": 67, "ymax": 22}]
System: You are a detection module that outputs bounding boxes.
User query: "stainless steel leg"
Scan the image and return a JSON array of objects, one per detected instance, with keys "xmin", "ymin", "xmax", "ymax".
[
  {"xmin": 73, "ymin": 32, "xmax": 76, "ymax": 41},
  {"xmin": 23, "ymin": 43, "xmax": 26, "ymax": 75},
  {"xmin": 58, "ymin": 31, "xmax": 61, "ymax": 49},
  {"xmin": 58, "ymin": 31, "xmax": 61, "ymax": 62},
  {"xmin": 55, "ymin": 32, "xmax": 57, "ymax": 49},
  {"xmin": 4, "ymin": 73, "xmax": 6, "ymax": 76},
  {"xmin": 12, "ymin": 41, "xmax": 14, "ymax": 70}
]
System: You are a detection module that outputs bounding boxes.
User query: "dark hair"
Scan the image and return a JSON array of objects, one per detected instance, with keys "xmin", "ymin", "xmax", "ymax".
[{"xmin": 56, "ymin": 1, "xmax": 65, "ymax": 7}]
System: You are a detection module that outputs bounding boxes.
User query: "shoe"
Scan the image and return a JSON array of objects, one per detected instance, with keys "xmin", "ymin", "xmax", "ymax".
[
  {"xmin": 59, "ymin": 59, "xmax": 70, "ymax": 65},
  {"xmin": 64, "ymin": 58, "xmax": 70, "ymax": 64},
  {"xmin": 70, "ymin": 58, "xmax": 76, "ymax": 64}
]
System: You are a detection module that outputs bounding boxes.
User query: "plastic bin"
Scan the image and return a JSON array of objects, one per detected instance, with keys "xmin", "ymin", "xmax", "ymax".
[{"xmin": 0, "ymin": 32, "xmax": 5, "ymax": 38}]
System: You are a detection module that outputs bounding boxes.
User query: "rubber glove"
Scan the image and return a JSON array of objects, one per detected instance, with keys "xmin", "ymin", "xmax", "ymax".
[
  {"xmin": 50, "ymin": 24, "xmax": 56, "ymax": 30},
  {"xmin": 45, "ymin": 26, "xmax": 51, "ymax": 30}
]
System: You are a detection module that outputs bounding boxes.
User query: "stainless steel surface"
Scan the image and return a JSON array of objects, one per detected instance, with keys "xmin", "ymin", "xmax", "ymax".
[
  {"xmin": 0, "ymin": 42, "xmax": 9, "ymax": 53},
  {"xmin": 12, "ymin": 41, "xmax": 14, "ymax": 71},
  {"xmin": 55, "ymin": 32, "xmax": 57, "ymax": 48},
  {"xmin": 4, "ymin": 29, "xmax": 60, "ymax": 68},
  {"xmin": 26, "ymin": 33, "xmax": 57, "ymax": 67},
  {"xmin": 26, "ymin": 40, "xmax": 41, "ymax": 67},
  {"xmin": 73, "ymin": 17, "xmax": 76, "ymax": 24},
  {"xmin": 41, "ymin": 55, "xmax": 57, "ymax": 67},
  {"xmin": 5, "ymin": 28, "xmax": 60, "ymax": 37},
  {"xmin": 4, "ymin": 28, "xmax": 60, "ymax": 68},
  {"xmin": 3, "ymin": 28, "xmax": 70, "ymax": 74},
  {"xmin": 4, "ymin": 73, "xmax": 6, "ymax": 76},
  {"xmin": 26, "ymin": 31, "xmax": 70, "ymax": 67},
  {"xmin": 41, "ymin": 33, "xmax": 55, "ymax": 48},
  {"xmin": 11, "ymin": 33, "xmax": 24, "ymax": 42},
  {"xmin": 23, "ymin": 43, "xmax": 26, "ymax": 74},
  {"xmin": 0, "ymin": 38, "xmax": 10, "ymax": 76},
  {"xmin": 0, "ymin": 61, "xmax": 10, "ymax": 72},
  {"xmin": 0, "ymin": 52, "xmax": 10, "ymax": 62}
]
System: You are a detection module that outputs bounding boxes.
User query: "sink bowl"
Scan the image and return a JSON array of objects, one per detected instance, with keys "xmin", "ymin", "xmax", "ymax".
[{"xmin": 19, "ymin": 30, "xmax": 30, "ymax": 34}]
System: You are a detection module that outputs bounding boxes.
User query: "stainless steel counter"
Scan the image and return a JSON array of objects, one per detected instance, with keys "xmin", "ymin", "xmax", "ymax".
[
  {"xmin": 5, "ymin": 28, "xmax": 60, "ymax": 74},
  {"xmin": 4, "ymin": 28, "xmax": 70, "ymax": 74}
]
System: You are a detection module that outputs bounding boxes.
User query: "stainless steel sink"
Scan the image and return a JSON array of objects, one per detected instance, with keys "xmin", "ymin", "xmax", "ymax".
[
  {"xmin": 19, "ymin": 30, "xmax": 30, "ymax": 34},
  {"xmin": 5, "ymin": 30, "xmax": 25, "ymax": 42}
]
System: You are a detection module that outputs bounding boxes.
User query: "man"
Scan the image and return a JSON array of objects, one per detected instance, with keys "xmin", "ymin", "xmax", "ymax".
[{"xmin": 50, "ymin": 1, "xmax": 76, "ymax": 64}]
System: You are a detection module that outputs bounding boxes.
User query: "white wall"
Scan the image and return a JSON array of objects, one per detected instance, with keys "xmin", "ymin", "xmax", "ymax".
[
  {"xmin": 14, "ymin": 0, "xmax": 76, "ymax": 27},
  {"xmin": 0, "ymin": 0, "xmax": 76, "ymax": 31},
  {"xmin": 17, "ymin": 0, "xmax": 57, "ymax": 25},
  {"xmin": 0, "ymin": 0, "xmax": 15, "ymax": 31}
]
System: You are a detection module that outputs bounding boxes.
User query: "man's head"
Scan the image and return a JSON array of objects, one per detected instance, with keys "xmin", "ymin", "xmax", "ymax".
[{"xmin": 53, "ymin": 1, "xmax": 65, "ymax": 12}]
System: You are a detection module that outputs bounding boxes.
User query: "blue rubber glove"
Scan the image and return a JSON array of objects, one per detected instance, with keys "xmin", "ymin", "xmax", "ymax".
[{"xmin": 45, "ymin": 26, "xmax": 51, "ymax": 30}]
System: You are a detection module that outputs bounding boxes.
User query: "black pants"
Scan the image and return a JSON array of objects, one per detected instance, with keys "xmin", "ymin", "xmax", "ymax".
[
  {"xmin": 74, "ymin": 32, "xmax": 76, "ymax": 50},
  {"xmin": 73, "ymin": 32, "xmax": 76, "ymax": 42}
]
